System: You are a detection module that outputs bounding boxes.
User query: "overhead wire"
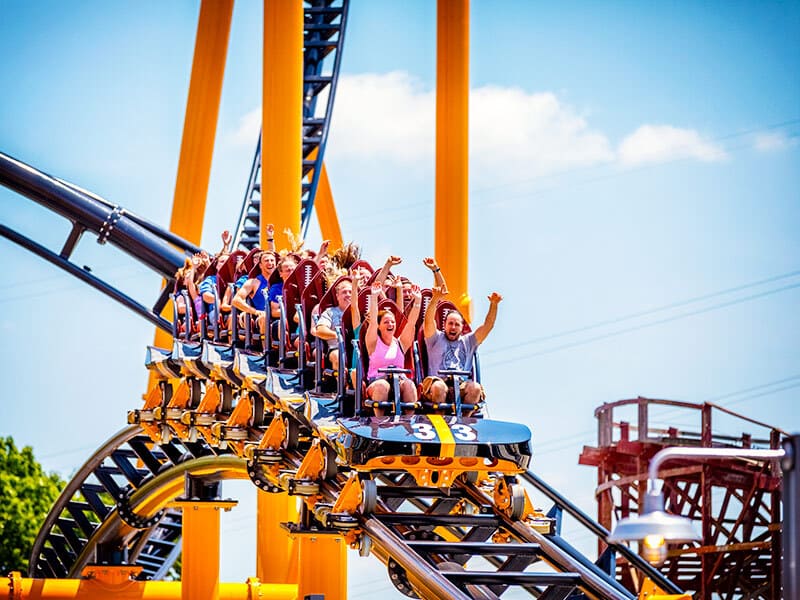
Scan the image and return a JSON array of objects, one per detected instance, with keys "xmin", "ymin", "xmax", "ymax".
[
  {"xmin": 483, "ymin": 280, "xmax": 800, "ymax": 367},
  {"xmin": 483, "ymin": 269, "xmax": 800, "ymax": 357}
]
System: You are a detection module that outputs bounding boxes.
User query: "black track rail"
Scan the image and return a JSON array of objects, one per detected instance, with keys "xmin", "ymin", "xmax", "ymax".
[
  {"xmin": 0, "ymin": 152, "xmax": 200, "ymax": 333},
  {"xmin": 28, "ymin": 426, "xmax": 221, "ymax": 579}
]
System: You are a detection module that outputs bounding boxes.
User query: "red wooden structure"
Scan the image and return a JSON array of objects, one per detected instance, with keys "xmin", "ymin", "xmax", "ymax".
[{"xmin": 580, "ymin": 397, "xmax": 786, "ymax": 599}]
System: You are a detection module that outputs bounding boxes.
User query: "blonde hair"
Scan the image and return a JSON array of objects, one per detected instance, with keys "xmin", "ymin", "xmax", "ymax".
[{"xmin": 331, "ymin": 242, "xmax": 361, "ymax": 270}]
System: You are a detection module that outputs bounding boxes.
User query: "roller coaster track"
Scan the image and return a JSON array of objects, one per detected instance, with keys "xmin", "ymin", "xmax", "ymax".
[
  {"xmin": 25, "ymin": 335, "xmax": 682, "ymax": 599},
  {"xmin": 29, "ymin": 426, "xmax": 213, "ymax": 579},
  {"xmin": 0, "ymin": 151, "xmax": 195, "ymax": 333},
  {"xmin": 233, "ymin": 0, "xmax": 349, "ymax": 249}
]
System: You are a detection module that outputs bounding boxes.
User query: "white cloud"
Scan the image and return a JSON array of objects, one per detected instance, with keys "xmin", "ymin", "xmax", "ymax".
[
  {"xmin": 330, "ymin": 71, "xmax": 435, "ymax": 165},
  {"xmin": 618, "ymin": 124, "xmax": 727, "ymax": 166},
  {"xmin": 228, "ymin": 72, "xmax": 614, "ymax": 179},
  {"xmin": 227, "ymin": 73, "xmax": 731, "ymax": 180},
  {"xmin": 470, "ymin": 85, "xmax": 614, "ymax": 180},
  {"xmin": 331, "ymin": 72, "xmax": 616, "ymax": 181},
  {"xmin": 754, "ymin": 131, "xmax": 793, "ymax": 152}
]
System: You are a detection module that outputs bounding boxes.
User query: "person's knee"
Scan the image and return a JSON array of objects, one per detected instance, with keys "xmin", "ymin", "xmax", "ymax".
[
  {"xmin": 431, "ymin": 380, "xmax": 448, "ymax": 400},
  {"xmin": 400, "ymin": 378, "xmax": 417, "ymax": 398},
  {"xmin": 329, "ymin": 350, "xmax": 340, "ymax": 370},
  {"xmin": 369, "ymin": 379, "xmax": 390, "ymax": 399},
  {"xmin": 462, "ymin": 381, "xmax": 483, "ymax": 402}
]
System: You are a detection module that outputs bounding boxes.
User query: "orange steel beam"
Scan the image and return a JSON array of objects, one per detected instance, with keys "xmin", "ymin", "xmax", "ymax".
[
  {"xmin": 151, "ymin": 0, "xmax": 234, "ymax": 373},
  {"xmin": 175, "ymin": 498, "xmax": 237, "ymax": 600},
  {"xmin": 435, "ymin": 0, "xmax": 471, "ymax": 320},
  {"xmin": 256, "ymin": 490, "xmax": 299, "ymax": 584},
  {"xmin": 7, "ymin": 570, "xmax": 295, "ymax": 600},
  {"xmin": 314, "ymin": 160, "xmax": 344, "ymax": 251},
  {"xmin": 263, "ymin": 0, "xmax": 304, "ymax": 248},
  {"xmin": 296, "ymin": 533, "xmax": 348, "ymax": 599}
]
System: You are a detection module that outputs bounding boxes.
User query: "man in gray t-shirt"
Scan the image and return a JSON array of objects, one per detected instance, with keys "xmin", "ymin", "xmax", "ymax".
[{"xmin": 422, "ymin": 287, "xmax": 503, "ymax": 412}]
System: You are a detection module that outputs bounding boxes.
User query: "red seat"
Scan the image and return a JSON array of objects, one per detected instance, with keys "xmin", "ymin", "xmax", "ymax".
[
  {"xmin": 210, "ymin": 250, "xmax": 246, "ymax": 342},
  {"xmin": 274, "ymin": 259, "xmax": 320, "ymax": 367}
]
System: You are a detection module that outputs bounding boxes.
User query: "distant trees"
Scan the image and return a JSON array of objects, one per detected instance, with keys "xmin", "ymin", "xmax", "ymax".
[{"xmin": 0, "ymin": 437, "xmax": 64, "ymax": 574}]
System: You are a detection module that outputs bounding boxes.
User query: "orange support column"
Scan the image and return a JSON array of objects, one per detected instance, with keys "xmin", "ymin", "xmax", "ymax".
[
  {"xmin": 296, "ymin": 533, "xmax": 347, "ymax": 599},
  {"xmin": 435, "ymin": 0, "xmax": 471, "ymax": 319},
  {"xmin": 314, "ymin": 161, "xmax": 344, "ymax": 251},
  {"xmin": 151, "ymin": 0, "xmax": 234, "ymax": 371},
  {"xmin": 256, "ymin": 490, "xmax": 299, "ymax": 584},
  {"xmin": 263, "ymin": 0, "xmax": 304, "ymax": 248},
  {"xmin": 175, "ymin": 497, "xmax": 237, "ymax": 600}
]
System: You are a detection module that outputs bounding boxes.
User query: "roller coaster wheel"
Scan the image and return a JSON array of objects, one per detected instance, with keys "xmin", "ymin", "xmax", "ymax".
[
  {"xmin": 328, "ymin": 513, "xmax": 359, "ymax": 531},
  {"xmin": 359, "ymin": 479, "xmax": 377, "ymax": 515},
  {"xmin": 289, "ymin": 479, "xmax": 319, "ymax": 496},
  {"xmin": 246, "ymin": 460, "xmax": 283, "ymax": 493},
  {"xmin": 256, "ymin": 449, "xmax": 283, "ymax": 464},
  {"xmin": 387, "ymin": 558, "xmax": 420, "ymax": 598},
  {"xmin": 189, "ymin": 378, "xmax": 202, "ymax": 408},
  {"xmin": 251, "ymin": 394, "xmax": 265, "ymax": 427},
  {"xmin": 282, "ymin": 414, "xmax": 299, "ymax": 450},
  {"xmin": 508, "ymin": 483, "xmax": 525, "ymax": 520}
]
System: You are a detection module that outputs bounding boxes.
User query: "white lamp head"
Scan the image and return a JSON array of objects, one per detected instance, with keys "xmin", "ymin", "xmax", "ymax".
[{"xmin": 607, "ymin": 490, "xmax": 701, "ymax": 565}]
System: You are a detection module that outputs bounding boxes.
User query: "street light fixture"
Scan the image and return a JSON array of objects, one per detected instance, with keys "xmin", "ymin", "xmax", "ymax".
[{"xmin": 607, "ymin": 446, "xmax": 786, "ymax": 567}]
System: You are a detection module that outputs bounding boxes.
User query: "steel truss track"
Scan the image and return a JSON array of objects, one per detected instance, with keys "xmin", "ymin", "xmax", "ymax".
[
  {"xmin": 233, "ymin": 0, "xmax": 350, "ymax": 249},
  {"xmin": 32, "ymin": 341, "xmax": 684, "ymax": 598},
  {"xmin": 29, "ymin": 426, "xmax": 222, "ymax": 580}
]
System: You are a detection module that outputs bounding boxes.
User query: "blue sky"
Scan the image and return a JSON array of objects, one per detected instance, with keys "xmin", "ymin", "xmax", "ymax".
[{"xmin": 1, "ymin": 1, "xmax": 799, "ymax": 596}]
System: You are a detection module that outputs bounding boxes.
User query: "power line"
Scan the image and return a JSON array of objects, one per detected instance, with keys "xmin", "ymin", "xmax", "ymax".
[
  {"xmin": 484, "ymin": 269, "xmax": 800, "ymax": 357},
  {"xmin": 483, "ymin": 281, "xmax": 800, "ymax": 367}
]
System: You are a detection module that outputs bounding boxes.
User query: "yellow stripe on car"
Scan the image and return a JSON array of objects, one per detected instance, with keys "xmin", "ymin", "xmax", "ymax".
[{"xmin": 429, "ymin": 415, "xmax": 456, "ymax": 457}]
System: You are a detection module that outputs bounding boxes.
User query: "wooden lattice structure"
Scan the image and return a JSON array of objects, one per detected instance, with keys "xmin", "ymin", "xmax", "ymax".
[{"xmin": 580, "ymin": 397, "xmax": 786, "ymax": 599}]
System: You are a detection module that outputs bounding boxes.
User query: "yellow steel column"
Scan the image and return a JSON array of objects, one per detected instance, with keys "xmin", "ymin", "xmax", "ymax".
[
  {"xmin": 256, "ymin": 490, "xmax": 299, "ymax": 584},
  {"xmin": 175, "ymin": 499, "xmax": 236, "ymax": 600},
  {"xmin": 8, "ymin": 571, "xmax": 297, "ymax": 600},
  {"xmin": 296, "ymin": 534, "xmax": 348, "ymax": 599},
  {"xmin": 151, "ymin": 0, "xmax": 234, "ymax": 368},
  {"xmin": 313, "ymin": 160, "xmax": 344, "ymax": 251},
  {"xmin": 263, "ymin": 0, "xmax": 304, "ymax": 248},
  {"xmin": 435, "ymin": 0, "xmax": 471, "ymax": 319}
]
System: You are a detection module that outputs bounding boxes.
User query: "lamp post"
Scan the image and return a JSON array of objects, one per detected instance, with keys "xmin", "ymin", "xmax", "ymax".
[{"xmin": 607, "ymin": 438, "xmax": 797, "ymax": 599}]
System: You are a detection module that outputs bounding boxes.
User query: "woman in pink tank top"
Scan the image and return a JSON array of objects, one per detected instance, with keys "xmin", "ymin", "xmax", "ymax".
[{"xmin": 365, "ymin": 282, "xmax": 422, "ymax": 416}]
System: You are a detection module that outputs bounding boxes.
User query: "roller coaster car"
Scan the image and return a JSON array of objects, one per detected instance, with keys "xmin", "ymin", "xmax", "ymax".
[{"xmin": 330, "ymin": 414, "xmax": 532, "ymax": 487}]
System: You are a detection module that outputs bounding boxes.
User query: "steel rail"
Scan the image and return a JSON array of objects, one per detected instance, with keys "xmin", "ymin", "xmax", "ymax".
[
  {"xmin": 521, "ymin": 470, "xmax": 683, "ymax": 594},
  {"xmin": 360, "ymin": 516, "xmax": 472, "ymax": 600},
  {"xmin": 461, "ymin": 481, "xmax": 635, "ymax": 600}
]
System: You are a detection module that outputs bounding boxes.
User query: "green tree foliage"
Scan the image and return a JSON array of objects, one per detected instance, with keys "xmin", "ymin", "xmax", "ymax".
[{"xmin": 0, "ymin": 437, "xmax": 64, "ymax": 574}]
